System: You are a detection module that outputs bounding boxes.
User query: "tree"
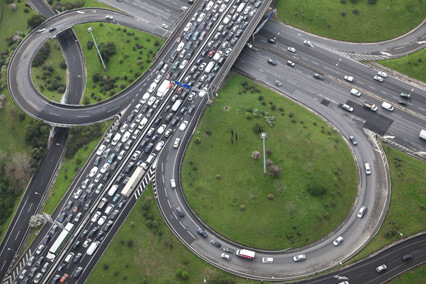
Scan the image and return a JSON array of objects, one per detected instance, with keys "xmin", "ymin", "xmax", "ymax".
[
  {"xmin": 253, "ymin": 123, "xmax": 263, "ymax": 133},
  {"xmin": 269, "ymin": 165, "xmax": 282, "ymax": 176},
  {"xmin": 29, "ymin": 215, "xmax": 44, "ymax": 228},
  {"xmin": 9, "ymin": 2, "xmax": 17, "ymax": 11},
  {"xmin": 251, "ymin": 150, "xmax": 260, "ymax": 160},
  {"xmin": 27, "ymin": 15, "xmax": 46, "ymax": 30},
  {"xmin": 4, "ymin": 152, "xmax": 31, "ymax": 187},
  {"xmin": 307, "ymin": 180, "xmax": 327, "ymax": 197}
]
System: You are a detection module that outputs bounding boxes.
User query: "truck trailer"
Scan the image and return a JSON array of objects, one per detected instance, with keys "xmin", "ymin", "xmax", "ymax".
[
  {"xmin": 157, "ymin": 80, "xmax": 172, "ymax": 98},
  {"xmin": 363, "ymin": 101, "xmax": 377, "ymax": 111}
]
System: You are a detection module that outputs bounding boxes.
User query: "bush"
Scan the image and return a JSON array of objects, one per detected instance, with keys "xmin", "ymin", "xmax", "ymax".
[
  {"xmin": 32, "ymin": 43, "xmax": 51, "ymax": 67},
  {"xmin": 341, "ymin": 11, "xmax": 346, "ymax": 16},
  {"xmin": 368, "ymin": 0, "xmax": 377, "ymax": 4},
  {"xmin": 194, "ymin": 137, "xmax": 201, "ymax": 144},
  {"xmin": 27, "ymin": 14, "xmax": 46, "ymax": 30},
  {"xmin": 352, "ymin": 9, "xmax": 359, "ymax": 15},
  {"xmin": 253, "ymin": 123, "xmax": 263, "ymax": 133},
  {"xmin": 307, "ymin": 181, "xmax": 327, "ymax": 197},
  {"xmin": 258, "ymin": 95, "xmax": 264, "ymax": 101},
  {"xmin": 269, "ymin": 165, "xmax": 282, "ymax": 176}
]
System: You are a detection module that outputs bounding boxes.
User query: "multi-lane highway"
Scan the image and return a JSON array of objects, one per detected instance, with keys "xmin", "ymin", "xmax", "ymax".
[{"xmin": 3, "ymin": 0, "xmax": 425, "ymax": 283}]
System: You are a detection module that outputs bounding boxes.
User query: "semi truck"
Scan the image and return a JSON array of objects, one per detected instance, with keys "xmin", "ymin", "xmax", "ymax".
[
  {"xmin": 157, "ymin": 80, "xmax": 172, "ymax": 98},
  {"xmin": 363, "ymin": 101, "xmax": 377, "ymax": 111},
  {"xmin": 236, "ymin": 249, "xmax": 255, "ymax": 259}
]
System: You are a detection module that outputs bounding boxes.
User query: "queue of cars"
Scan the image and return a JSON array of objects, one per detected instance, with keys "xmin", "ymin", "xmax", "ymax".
[{"xmin": 19, "ymin": 1, "xmax": 270, "ymax": 282}]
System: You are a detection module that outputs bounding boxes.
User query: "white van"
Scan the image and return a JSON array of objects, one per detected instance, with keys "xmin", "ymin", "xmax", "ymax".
[
  {"xmin": 236, "ymin": 3, "xmax": 246, "ymax": 13},
  {"xmin": 205, "ymin": 62, "xmax": 215, "ymax": 73},
  {"xmin": 138, "ymin": 117, "xmax": 148, "ymax": 129},
  {"xmin": 140, "ymin": 92, "xmax": 150, "ymax": 104},
  {"xmin": 112, "ymin": 133, "xmax": 121, "ymax": 145},
  {"xmin": 146, "ymin": 153, "xmax": 157, "ymax": 165},
  {"xmin": 147, "ymin": 82, "xmax": 157, "ymax": 93},
  {"xmin": 381, "ymin": 102, "xmax": 394, "ymax": 111},
  {"xmin": 86, "ymin": 241, "xmax": 100, "ymax": 256},
  {"xmin": 104, "ymin": 204, "xmax": 114, "ymax": 215},
  {"xmin": 108, "ymin": 184, "xmax": 119, "ymax": 196},
  {"xmin": 172, "ymin": 99, "xmax": 183, "ymax": 112}
]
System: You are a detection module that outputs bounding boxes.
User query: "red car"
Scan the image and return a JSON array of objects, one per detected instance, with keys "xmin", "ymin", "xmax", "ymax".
[
  {"xmin": 166, "ymin": 72, "xmax": 173, "ymax": 79},
  {"xmin": 208, "ymin": 50, "xmax": 215, "ymax": 57},
  {"xmin": 177, "ymin": 87, "xmax": 183, "ymax": 93},
  {"xmin": 60, "ymin": 274, "xmax": 69, "ymax": 283}
]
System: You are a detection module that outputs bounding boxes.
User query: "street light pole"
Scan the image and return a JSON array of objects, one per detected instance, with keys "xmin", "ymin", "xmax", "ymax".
[
  {"xmin": 7, "ymin": 248, "xmax": 17, "ymax": 254},
  {"xmin": 87, "ymin": 27, "xmax": 107, "ymax": 71},
  {"xmin": 336, "ymin": 58, "xmax": 341, "ymax": 67},
  {"xmin": 260, "ymin": 133, "xmax": 268, "ymax": 177}
]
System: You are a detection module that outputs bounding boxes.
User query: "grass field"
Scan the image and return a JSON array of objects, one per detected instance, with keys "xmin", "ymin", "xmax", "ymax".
[
  {"xmin": 378, "ymin": 48, "xmax": 426, "ymax": 83},
  {"xmin": 182, "ymin": 74, "xmax": 357, "ymax": 250},
  {"xmin": 88, "ymin": 187, "xmax": 250, "ymax": 284},
  {"xmin": 73, "ymin": 23, "xmax": 163, "ymax": 104},
  {"xmin": 350, "ymin": 142, "xmax": 426, "ymax": 264},
  {"xmin": 0, "ymin": 0, "xmax": 39, "ymax": 242},
  {"xmin": 42, "ymin": 122, "xmax": 110, "ymax": 215},
  {"xmin": 31, "ymin": 40, "xmax": 67, "ymax": 102},
  {"xmin": 390, "ymin": 264, "xmax": 426, "ymax": 284},
  {"xmin": 275, "ymin": 0, "xmax": 426, "ymax": 42}
]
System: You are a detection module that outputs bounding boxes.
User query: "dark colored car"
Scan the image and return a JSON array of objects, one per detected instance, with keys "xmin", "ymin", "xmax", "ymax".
[
  {"xmin": 402, "ymin": 254, "xmax": 413, "ymax": 261},
  {"xmin": 197, "ymin": 229, "xmax": 207, "ymax": 238},
  {"xmin": 176, "ymin": 207, "xmax": 184, "ymax": 218},
  {"xmin": 314, "ymin": 73, "xmax": 325, "ymax": 81},
  {"xmin": 210, "ymin": 239, "xmax": 221, "ymax": 248}
]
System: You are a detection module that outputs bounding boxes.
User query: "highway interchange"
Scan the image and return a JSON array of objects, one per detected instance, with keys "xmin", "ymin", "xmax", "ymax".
[{"xmin": 2, "ymin": 0, "xmax": 426, "ymax": 283}]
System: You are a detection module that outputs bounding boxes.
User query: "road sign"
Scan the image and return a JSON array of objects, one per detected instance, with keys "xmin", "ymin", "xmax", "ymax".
[{"xmin": 174, "ymin": 81, "xmax": 190, "ymax": 89}]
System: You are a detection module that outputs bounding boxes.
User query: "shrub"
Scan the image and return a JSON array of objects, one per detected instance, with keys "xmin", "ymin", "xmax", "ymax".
[
  {"xmin": 368, "ymin": 0, "xmax": 377, "ymax": 4},
  {"xmin": 194, "ymin": 137, "xmax": 201, "ymax": 144},
  {"xmin": 267, "ymin": 194, "xmax": 274, "ymax": 200},
  {"xmin": 258, "ymin": 95, "xmax": 264, "ymax": 101},
  {"xmin": 253, "ymin": 123, "xmax": 263, "ymax": 133},
  {"xmin": 341, "ymin": 11, "xmax": 346, "ymax": 16},
  {"xmin": 27, "ymin": 14, "xmax": 46, "ymax": 30},
  {"xmin": 246, "ymin": 112, "xmax": 253, "ymax": 120},
  {"xmin": 307, "ymin": 181, "xmax": 327, "ymax": 197},
  {"xmin": 352, "ymin": 9, "xmax": 359, "ymax": 15},
  {"xmin": 240, "ymin": 205, "xmax": 245, "ymax": 210},
  {"xmin": 269, "ymin": 165, "xmax": 282, "ymax": 176},
  {"xmin": 251, "ymin": 151, "xmax": 260, "ymax": 160}
]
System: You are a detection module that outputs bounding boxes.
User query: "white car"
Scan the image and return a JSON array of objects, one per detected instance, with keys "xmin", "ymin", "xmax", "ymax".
[
  {"xmin": 148, "ymin": 82, "xmax": 157, "ymax": 93},
  {"xmin": 164, "ymin": 128, "xmax": 173, "ymax": 138},
  {"xmin": 303, "ymin": 40, "xmax": 313, "ymax": 47},
  {"xmin": 374, "ymin": 75, "xmax": 384, "ymax": 82},
  {"xmin": 376, "ymin": 264, "xmax": 387, "ymax": 273},
  {"xmin": 221, "ymin": 253, "xmax": 231, "ymax": 260},
  {"xmin": 176, "ymin": 42, "xmax": 185, "ymax": 52},
  {"xmin": 378, "ymin": 71, "xmax": 387, "ymax": 78},
  {"xmin": 154, "ymin": 74, "xmax": 162, "ymax": 83},
  {"xmin": 287, "ymin": 47, "xmax": 296, "ymax": 53},
  {"xmin": 262, "ymin": 257, "xmax": 274, "ymax": 263},
  {"xmin": 173, "ymin": 138, "xmax": 181, "ymax": 148},
  {"xmin": 140, "ymin": 93, "xmax": 150, "ymax": 104},
  {"xmin": 365, "ymin": 163, "xmax": 371, "ymax": 175},
  {"xmin": 105, "ymin": 15, "xmax": 113, "ymax": 20},
  {"xmin": 179, "ymin": 60, "xmax": 188, "ymax": 70},
  {"xmin": 35, "ymin": 244, "xmax": 45, "ymax": 255},
  {"xmin": 97, "ymin": 216, "xmax": 107, "ymax": 226},
  {"xmin": 342, "ymin": 104, "xmax": 353, "ymax": 112},
  {"xmin": 170, "ymin": 179, "xmax": 176, "ymax": 188},
  {"xmin": 94, "ymin": 173, "xmax": 102, "ymax": 183},
  {"xmin": 350, "ymin": 88, "xmax": 361, "ymax": 97},
  {"xmin": 293, "ymin": 254, "xmax": 306, "ymax": 262},
  {"xmin": 121, "ymin": 131, "xmax": 131, "ymax": 142},
  {"xmin": 120, "ymin": 123, "xmax": 128, "ymax": 133},
  {"xmin": 73, "ymin": 189, "xmax": 82, "ymax": 199},
  {"xmin": 344, "ymin": 76, "xmax": 354, "ymax": 82},
  {"xmin": 157, "ymin": 124, "xmax": 166, "ymax": 135},
  {"xmin": 333, "ymin": 236, "xmax": 344, "ymax": 246},
  {"xmin": 179, "ymin": 121, "xmax": 188, "ymax": 131},
  {"xmin": 89, "ymin": 167, "xmax": 98, "ymax": 177},
  {"xmin": 91, "ymin": 211, "xmax": 101, "ymax": 223},
  {"xmin": 161, "ymin": 23, "xmax": 168, "ymax": 29},
  {"xmin": 357, "ymin": 206, "xmax": 367, "ymax": 218},
  {"xmin": 96, "ymin": 145, "xmax": 106, "ymax": 156},
  {"xmin": 131, "ymin": 150, "xmax": 141, "ymax": 160},
  {"xmin": 155, "ymin": 141, "xmax": 165, "ymax": 151},
  {"xmin": 118, "ymin": 150, "xmax": 125, "ymax": 160},
  {"xmin": 147, "ymin": 96, "xmax": 156, "ymax": 106},
  {"xmin": 100, "ymin": 163, "xmax": 110, "ymax": 174}
]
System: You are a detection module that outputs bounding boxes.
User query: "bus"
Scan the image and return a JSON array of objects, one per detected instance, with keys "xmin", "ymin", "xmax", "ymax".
[
  {"xmin": 121, "ymin": 166, "xmax": 146, "ymax": 197},
  {"xmin": 46, "ymin": 223, "xmax": 75, "ymax": 261}
]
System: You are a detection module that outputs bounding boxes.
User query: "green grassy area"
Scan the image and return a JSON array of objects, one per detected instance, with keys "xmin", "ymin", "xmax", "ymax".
[
  {"xmin": 275, "ymin": 0, "xmax": 426, "ymax": 42},
  {"xmin": 378, "ymin": 48, "xmax": 426, "ymax": 83},
  {"xmin": 73, "ymin": 23, "xmax": 163, "ymax": 104},
  {"xmin": 182, "ymin": 74, "xmax": 357, "ymax": 250},
  {"xmin": 49, "ymin": 0, "xmax": 113, "ymax": 11},
  {"xmin": 390, "ymin": 264, "xmax": 426, "ymax": 284},
  {"xmin": 31, "ymin": 40, "xmax": 67, "ymax": 102},
  {"xmin": 349, "ymin": 142, "xmax": 426, "ymax": 263},
  {"xmin": 0, "ymin": 0, "xmax": 39, "ymax": 242},
  {"xmin": 88, "ymin": 187, "xmax": 251, "ymax": 284},
  {"xmin": 42, "ymin": 122, "xmax": 110, "ymax": 215}
]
